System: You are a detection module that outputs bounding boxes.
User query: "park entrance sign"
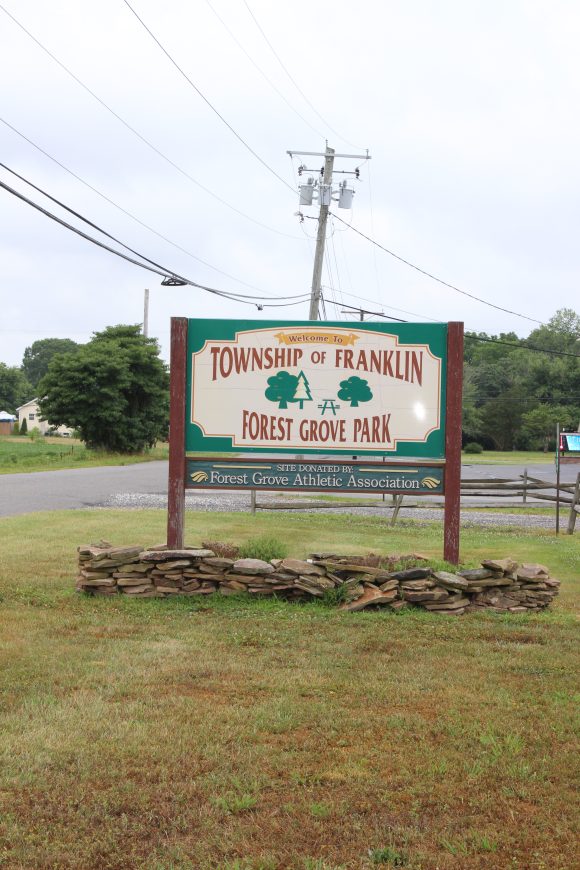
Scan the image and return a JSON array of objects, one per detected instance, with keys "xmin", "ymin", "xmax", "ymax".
[
  {"xmin": 186, "ymin": 320, "xmax": 445, "ymax": 457},
  {"xmin": 167, "ymin": 319, "xmax": 464, "ymax": 562}
]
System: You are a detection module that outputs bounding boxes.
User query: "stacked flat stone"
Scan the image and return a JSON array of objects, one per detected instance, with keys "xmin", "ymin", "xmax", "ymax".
[
  {"xmin": 460, "ymin": 558, "xmax": 561, "ymax": 613},
  {"xmin": 75, "ymin": 546, "xmax": 560, "ymax": 614},
  {"xmin": 75, "ymin": 548, "xmax": 340, "ymax": 599}
]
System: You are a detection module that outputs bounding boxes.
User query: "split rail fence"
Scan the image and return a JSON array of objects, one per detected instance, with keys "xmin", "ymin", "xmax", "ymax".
[{"xmin": 252, "ymin": 470, "xmax": 580, "ymax": 535}]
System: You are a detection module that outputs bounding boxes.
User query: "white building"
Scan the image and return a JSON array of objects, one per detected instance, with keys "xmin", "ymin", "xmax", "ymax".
[{"xmin": 15, "ymin": 398, "xmax": 74, "ymax": 436}]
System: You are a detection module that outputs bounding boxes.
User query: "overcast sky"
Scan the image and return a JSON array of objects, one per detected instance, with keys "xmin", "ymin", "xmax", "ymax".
[{"xmin": 1, "ymin": 0, "xmax": 579, "ymax": 367}]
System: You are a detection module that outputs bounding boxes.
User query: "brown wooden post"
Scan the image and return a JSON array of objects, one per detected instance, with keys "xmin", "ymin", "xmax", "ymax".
[
  {"xmin": 555, "ymin": 422, "xmax": 561, "ymax": 535},
  {"xmin": 566, "ymin": 471, "xmax": 580, "ymax": 535},
  {"xmin": 443, "ymin": 322, "xmax": 464, "ymax": 564},
  {"xmin": 167, "ymin": 317, "xmax": 188, "ymax": 549}
]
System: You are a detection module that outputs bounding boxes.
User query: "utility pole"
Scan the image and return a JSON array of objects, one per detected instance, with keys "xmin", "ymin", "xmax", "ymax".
[
  {"xmin": 143, "ymin": 288, "xmax": 149, "ymax": 337},
  {"xmin": 309, "ymin": 144, "xmax": 334, "ymax": 320},
  {"xmin": 287, "ymin": 146, "xmax": 370, "ymax": 321},
  {"xmin": 341, "ymin": 308, "xmax": 364, "ymax": 321}
]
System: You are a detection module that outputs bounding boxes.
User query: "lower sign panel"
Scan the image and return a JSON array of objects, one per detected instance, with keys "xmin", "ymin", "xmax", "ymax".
[{"xmin": 186, "ymin": 457, "xmax": 444, "ymax": 495}]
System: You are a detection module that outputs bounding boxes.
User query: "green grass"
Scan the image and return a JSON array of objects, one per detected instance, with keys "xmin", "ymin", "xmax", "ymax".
[
  {"xmin": 271, "ymin": 493, "xmax": 393, "ymax": 508},
  {"xmin": 0, "ymin": 509, "xmax": 578, "ymax": 868},
  {"xmin": 0, "ymin": 435, "xmax": 168, "ymax": 473},
  {"xmin": 462, "ymin": 506, "xmax": 569, "ymax": 519},
  {"xmin": 462, "ymin": 450, "xmax": 556, "ymax": 465}
]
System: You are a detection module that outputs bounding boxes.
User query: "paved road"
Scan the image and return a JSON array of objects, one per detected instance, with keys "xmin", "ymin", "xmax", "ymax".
[
  {"xmin": 0, "ymin": 462, "xmax": 168, "ymax": 517},
  {"xmin": 1, "ymin": 459, "xmax": 578, "ymax": 519}
]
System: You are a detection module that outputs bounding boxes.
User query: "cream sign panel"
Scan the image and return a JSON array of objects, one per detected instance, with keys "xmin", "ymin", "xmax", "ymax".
[{"xmin": 190, "ymin": 326, "xmax": 442, "ymax": 453}]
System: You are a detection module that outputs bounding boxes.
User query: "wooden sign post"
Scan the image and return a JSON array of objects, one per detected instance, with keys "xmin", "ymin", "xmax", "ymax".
[
  {"xmin": 443, "ymin": 322, "xmax": 463, "ymax": 564},
  {"xmin": 167, "ymin": 317, "xmax": 187, "ymax": 549}
]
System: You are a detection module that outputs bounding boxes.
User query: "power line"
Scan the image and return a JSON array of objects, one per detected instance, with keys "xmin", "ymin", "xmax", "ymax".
[
  {"xmin": 366, "ymin": 162, "xmax": 383, "ymax": 306},
  {"xmin": 339, "ymin": 301, "xmax": 580, "ymax": 358},
  {"xmin": 329, "ymin": 229, "xmax": 346, "ymax": 315},
  {"xmin": 338, "ymin": 286, "xmax": 443, "ymax": 323},
  {"xmin": 242, "ymin": 0, "xmax": 362, "ymax": 150},
  {"xmin": 1, "ymin": 162, "xmax": 187, "ymax": 281},
  {"xmin": 323, "ymin": 247, "xmax": 336, "ymax": 311},
  {"xmin": 1, "ymin": 178, "xmax": 168, "ymax": 279},
  {"xmin": 0, "ymin": 176, "xmax": 312, "ymax": 309},
  {"xmin": 461, "ymin": 393, "xmax": 580, "ymax": 401},
  {"xmin": 339, "ymin": 302, "xmax": 407, "ymax": 323},
  {"xmin": 0, "ymin": 117, "xmax": 289, "ymax": 297},
  {"xmin": 331, "ymin": 211, "xmax": 545, "ymax": 326},
  {"xmin": 4, "ymin": 161, "xmax": 307, "ymax": 302},
  {"xmin": 205, "ymin": 0, "xmax": 326, "ymax": 142},
  {"xmin": 0, "ymin": 2, "xmax": 299, "ymax": 239},
  {"xmin": 121, "ymin": 0, "xmax": 295, "ymax": 194},
  {"xmin": 465, "ymin": 333, "xmax": 580, "ymax": 358}
]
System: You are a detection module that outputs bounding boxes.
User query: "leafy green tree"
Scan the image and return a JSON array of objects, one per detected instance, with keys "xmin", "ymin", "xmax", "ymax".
[
  {"xmin": 464, "ymin": 331, "xmax": 520, "ymax": 366},
  {"xmin": 462, "ymin": 311, "xmax": 580, "ymax": 449},
  {"xmin": 461, "ymin": 367, "xmax": 484, "ymax": 444},
  {"xmin": 22, "ymin": 338, "xmax": 80, "ymax": 389},
  {"xmin": 526, "ymin": 308, "xmax": 580, "ymax": 352},
  {"xmin": 521, "ymin": 404, "xmax": 578, "ymax": 451},
  {"xmin": 477, "ymin": 386, "xmax": 525, "ymax": 450},
  {"xmin": 265, "ymin": 371, "xmax": 299, "ymax": 409},
  {"xmin": 337, "ymin": 376, "xmax": 373, "ymax": 407},
  {"xmin": 0, "ymin": 363, "xmax": 32, "ymax": 413},
  {"xmin": 38, "ymin": 325, "xmax": 169, "ymax": 452}
]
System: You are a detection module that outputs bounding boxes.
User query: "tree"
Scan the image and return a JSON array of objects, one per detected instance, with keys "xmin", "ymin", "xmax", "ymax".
[
  {"xmin": 293, "ymin": 371, "xmax": 312, "ymax": 409},
  {"xmin": 462, "ymin": 310, "xmax": 580, "ymax": 449},
  {"xmin": 521, "ymin": 405, "xmax": 578, "ymax": 451},
  {"xmin": 337, "ymin": 376, "xmax": 373, "ymax": 407},
  {"xmin": 478, "ymin": 386, "xmax": 525, "ymax": 450},
  {"xmin": 38, "ymin": 325, "xmax": 169, "ymax": 452},
  {"xmin": 525, "ymin": 308, "xmax": 580, "ymax": 353},
  {"xmin": 265, "ymin": 371, "xmax": 299, "ymax": 409},
  {"xmin": 547, "ymin": 308, "xmax": 580, "ymax": 336},
  {"xmin": 461, "ymin": 367, "xmax": 485, "ymax": 444},
  {"xmin": 0, "ymin": 363, "xmax": 32, "ymax": 413},
  {"xmin": 22, "ymin": 338, "xmax": 80, "ymax": 389},
  {"xmin": 19, "ymin": 417, "xmax": 27, "ymax": 436}
]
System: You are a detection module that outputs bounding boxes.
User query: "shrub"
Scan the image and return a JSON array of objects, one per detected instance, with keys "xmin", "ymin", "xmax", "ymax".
[
  {"xmin": 238, "ymin": 535, "xmax": 288, "ymax": 562},
  {"xmin": 19, "ymin": 418, "xmax": 27, "ymax": 436},
  {"xmin": 320, "ymin": 585, "xmax": 350, "ymax": 607},
  {"xmin": 464, "ymin": 441, "xmax": 483, "ymax": 454}
]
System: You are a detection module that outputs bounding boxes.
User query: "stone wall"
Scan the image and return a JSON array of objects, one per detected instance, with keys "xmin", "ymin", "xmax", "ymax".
[{"xmin": 76, "ymin": 545, "xmax": 560, "ymax": 615}]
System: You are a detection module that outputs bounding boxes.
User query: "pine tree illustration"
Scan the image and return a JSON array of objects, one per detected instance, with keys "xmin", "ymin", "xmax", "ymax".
[{"xmin": 293, "ymin": 370, "xmax": 313, "ymax": 409}]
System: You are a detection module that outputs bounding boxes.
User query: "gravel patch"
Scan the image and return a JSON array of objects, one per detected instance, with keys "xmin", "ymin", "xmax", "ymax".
[{"xmin": 101, "ymin": 491, "xmax": 560, "ymax": 529}]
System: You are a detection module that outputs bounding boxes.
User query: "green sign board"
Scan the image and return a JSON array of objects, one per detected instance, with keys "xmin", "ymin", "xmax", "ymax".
[
  {"xmin": 186, "ymin": 457, "xmax": 444, "ymax": 495},
  {"xmin": 186, "ymin": 319, "xmax": 447, "ymax": 458}
]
